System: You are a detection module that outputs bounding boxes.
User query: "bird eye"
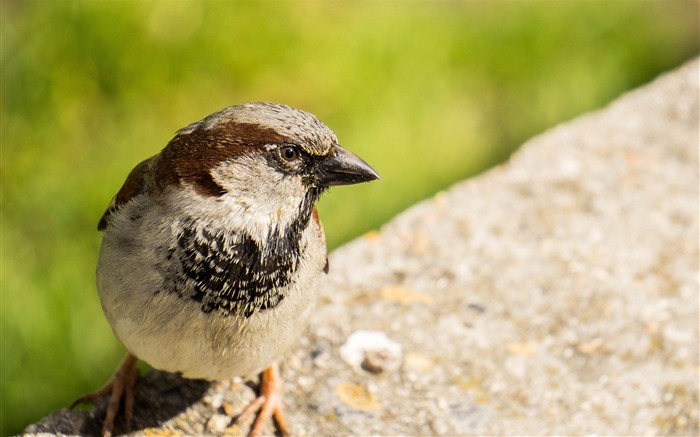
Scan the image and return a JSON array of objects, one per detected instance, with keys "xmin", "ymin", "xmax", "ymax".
[{"xmin": 280, "ymin": 145, "xmax": 300, "ymax": 162}]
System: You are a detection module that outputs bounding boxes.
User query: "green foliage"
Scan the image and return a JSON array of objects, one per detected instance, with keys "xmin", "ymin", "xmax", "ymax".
[{"xmin": 1, "ymin": 1, "xmax": 697, "ymax": 434}]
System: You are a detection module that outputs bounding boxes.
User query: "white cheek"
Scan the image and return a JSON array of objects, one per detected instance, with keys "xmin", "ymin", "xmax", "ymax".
[
  {"xmin": 278, "ymin": 194, "xmax": 302, "ymax": 218},
  {"xmin": 183, "ymin": 156, "xmax": 308, "ymax": 243}
]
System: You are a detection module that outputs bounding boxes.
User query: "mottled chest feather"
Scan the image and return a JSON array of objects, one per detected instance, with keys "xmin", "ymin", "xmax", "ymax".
[
  {"xmin": 159, "ymin": 189, "xmax": 321, "ymax": 318},
  {"xmin": 165, "ymin": 225, "xmax": 293, "ymax": 318}
]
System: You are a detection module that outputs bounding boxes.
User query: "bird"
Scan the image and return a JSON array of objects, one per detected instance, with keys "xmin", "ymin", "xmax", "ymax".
[{"xmin": 73, "ymin": 102, "xmax": 380, "ymax": 436}]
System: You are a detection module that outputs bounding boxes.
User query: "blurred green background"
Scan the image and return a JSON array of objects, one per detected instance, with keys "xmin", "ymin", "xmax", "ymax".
[{"xmin": 1, "ymin": 0, "xmax": 698, "ymax": 434}]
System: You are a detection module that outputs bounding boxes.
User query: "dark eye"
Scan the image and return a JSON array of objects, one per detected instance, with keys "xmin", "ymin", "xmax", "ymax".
[{"xmin": 279, "ymin": 145, "xmax": 300, "ymax": 162}]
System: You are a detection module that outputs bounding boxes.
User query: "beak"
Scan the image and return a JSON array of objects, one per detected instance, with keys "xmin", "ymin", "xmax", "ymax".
[{"xmin": 315, "ymin": 144, "xmax": 380, "ymax": 187}]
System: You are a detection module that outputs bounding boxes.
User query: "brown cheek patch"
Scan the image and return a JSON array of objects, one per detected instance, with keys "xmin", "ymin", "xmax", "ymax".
[{"xmin": 154, "ymin": 121, "xmax": 291, "ymax": 197}]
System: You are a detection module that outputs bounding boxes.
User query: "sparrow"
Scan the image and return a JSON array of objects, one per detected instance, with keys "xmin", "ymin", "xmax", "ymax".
[{"xmin": 73, "ymin": 102, "xmax": 380, "ymax": 436}]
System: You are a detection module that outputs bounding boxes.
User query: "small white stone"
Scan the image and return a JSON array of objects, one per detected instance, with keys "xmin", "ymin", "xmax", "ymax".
[
  {"xmin": 205, "ymin": 414, "xmax": 230, "ymax": 434},
  {"xmin": 207, "ymin": 391, "xmax": 224, "ymax": 409},
  {"xmin": 339, "ymin": 330, "xmax": 403, "ymax": 373}
]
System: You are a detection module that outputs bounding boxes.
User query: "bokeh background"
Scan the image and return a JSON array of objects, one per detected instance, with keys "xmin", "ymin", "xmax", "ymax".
[{"xmin": 2, "ymin": 1, "xmax": 698, "ymax": 434}]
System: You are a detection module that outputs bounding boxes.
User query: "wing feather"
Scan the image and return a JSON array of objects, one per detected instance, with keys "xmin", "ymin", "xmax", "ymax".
[
  {"xmin": 311, "ymin": 207, "xmax": 329, "ymax": 273},
  {"xmin": 97, "ymin": 157, "xmax": 153, "ymax": 231}
]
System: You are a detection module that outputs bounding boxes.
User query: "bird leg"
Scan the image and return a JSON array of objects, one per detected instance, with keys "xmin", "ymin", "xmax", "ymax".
[
  {"xmin": 71, "ymin": 353, "xmax": 139, "ymax": 437},
  {"xmin": 235, "ymin": 363, "xmax": 290, "ymax": 437}
]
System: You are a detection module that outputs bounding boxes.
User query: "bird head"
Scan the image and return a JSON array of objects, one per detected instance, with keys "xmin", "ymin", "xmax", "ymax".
[{"xmin": 153, "ymin": 102, "xmax": 380, "ymax": 235}]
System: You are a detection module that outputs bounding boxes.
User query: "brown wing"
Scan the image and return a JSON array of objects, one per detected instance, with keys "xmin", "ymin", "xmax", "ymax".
[
  {"xmin": 312, "ymin": 207, "xmax": 329, "ymax": 273},
  {"xmin": 97, "ymin": 157, "xmax": 153, "ymax": 231}
]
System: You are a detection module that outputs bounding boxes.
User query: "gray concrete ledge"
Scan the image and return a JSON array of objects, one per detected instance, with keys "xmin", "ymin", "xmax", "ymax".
[{"xmin": 25, "ymin": 59, "xmax": 699, "ymax": 436}]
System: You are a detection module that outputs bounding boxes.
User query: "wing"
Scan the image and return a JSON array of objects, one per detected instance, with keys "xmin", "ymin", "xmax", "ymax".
[
  {"xmin": 97, "ymin": 157, "xmax": 153, "ymax": 231},
  {"xmin": 311, "ymin": 207, "xmax": 329, "ymax": 273}
]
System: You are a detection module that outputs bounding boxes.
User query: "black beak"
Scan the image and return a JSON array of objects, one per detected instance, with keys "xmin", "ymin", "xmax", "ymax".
[{"xmin": 315, "ymin": 144, "xmax": 380, "ymax": 187}]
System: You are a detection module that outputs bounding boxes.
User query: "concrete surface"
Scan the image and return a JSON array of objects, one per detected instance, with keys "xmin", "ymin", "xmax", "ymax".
[{"xmin": 24, "ymin": 58, "xmax": 699, "ymax": 436}]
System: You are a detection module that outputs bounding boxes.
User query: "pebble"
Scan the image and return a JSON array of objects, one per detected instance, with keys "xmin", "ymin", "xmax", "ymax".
[{"xmin": 339, "ymin": 330, "xmax": 403, "ymax": 373}]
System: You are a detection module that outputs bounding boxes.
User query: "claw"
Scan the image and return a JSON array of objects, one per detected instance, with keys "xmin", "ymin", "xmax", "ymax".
[
  {"xmin": 72, "ymin": 354, "xmax": 139, "ymax": 437},
  {"xmin": 235, "ymin": 363, "xmax": 290, "ymax": 437}
]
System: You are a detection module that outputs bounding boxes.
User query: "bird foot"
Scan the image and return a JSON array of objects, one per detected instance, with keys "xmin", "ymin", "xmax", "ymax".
[
  {"xmin": 71, "ymin": 354, "xmax": 139, "ymax": 437},
  {"xmin": 235, "ymin": 363, "xmax": 290, "ymax": 437}
]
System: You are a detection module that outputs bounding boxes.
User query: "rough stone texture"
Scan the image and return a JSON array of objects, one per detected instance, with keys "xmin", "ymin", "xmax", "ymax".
[{"xmin": 24, "ymin": 59, "xmax": 699, "ymax": 436}]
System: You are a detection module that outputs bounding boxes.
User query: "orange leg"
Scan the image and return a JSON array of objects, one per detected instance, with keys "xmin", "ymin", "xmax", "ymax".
[
  {"xmin": 236, "ymin": 363, "xmax": 291, "ymax": 437},
  {"xmin": 72, "ymin": 354, "xmax": 139, "ymax": 437}
]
